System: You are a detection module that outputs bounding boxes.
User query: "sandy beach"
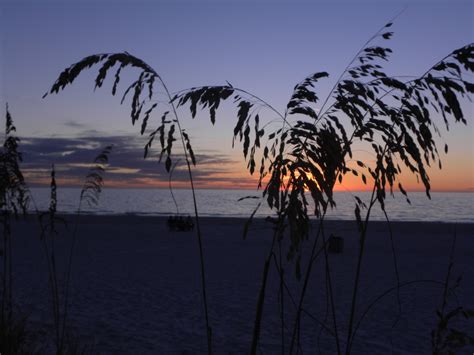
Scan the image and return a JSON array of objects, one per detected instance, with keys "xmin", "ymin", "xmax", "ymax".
[{"xmin": 8, "ymin": 215, "xmax": 474, "ymax": 354}]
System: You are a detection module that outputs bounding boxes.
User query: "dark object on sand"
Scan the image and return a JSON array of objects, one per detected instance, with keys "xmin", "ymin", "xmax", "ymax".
[
  {"xmin": 328, "ymin": 235, "xmax": 344, "ymax": 253},
  {"xmin": 167, "ymin": 215, "xmax": 194, "ymax": 232}
]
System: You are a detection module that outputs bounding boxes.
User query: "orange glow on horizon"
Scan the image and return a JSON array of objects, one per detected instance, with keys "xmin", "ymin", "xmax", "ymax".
[
  {"xmin": 24, "ymin": 158, "xmax": 473, "ymax": 192},
  {"xmin": 26, "ymin": 176, "xmax": 473, "ymax": 192}
]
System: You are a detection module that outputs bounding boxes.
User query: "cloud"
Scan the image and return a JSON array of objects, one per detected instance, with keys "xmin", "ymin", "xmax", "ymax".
[
  {"xmin": 63, "ymin": 120, "xmax": 88, "ymax": 129},
  {"xmin": 17, "ymin": 134, "xmax": 258, "ymax": 189}
]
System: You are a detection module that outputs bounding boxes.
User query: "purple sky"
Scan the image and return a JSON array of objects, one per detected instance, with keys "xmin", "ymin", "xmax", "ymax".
[{"xmin": 1, "ymin": 0, "xmax": 473, "ymax": 190}]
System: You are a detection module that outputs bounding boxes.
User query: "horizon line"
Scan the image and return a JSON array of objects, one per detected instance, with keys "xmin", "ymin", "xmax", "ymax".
[{"xmin": 26, "ymin": 184, "xmax": 474, "ymax": 193}]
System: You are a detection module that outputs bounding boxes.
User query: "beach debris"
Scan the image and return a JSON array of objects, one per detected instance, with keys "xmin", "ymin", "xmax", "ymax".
[
  {"xmin": 167, "ymin": 215, "xmax": 194, "ymax": 232},
  {"xmin": 328, "ymin": 234, "xmax": 344, "ymax": 253}
]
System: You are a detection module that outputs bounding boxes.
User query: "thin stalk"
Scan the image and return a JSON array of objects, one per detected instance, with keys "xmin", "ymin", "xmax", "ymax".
[
  {"xmin": 49, "ymin": 229, "xmax": 61, "ymax": 354},
  {"xmin": 160, "ymin": 77, "xmax": 213, "ymax": 354},
  {"xmin": 320, "ymin": 223, "xmax": 341, "ymax": 354},
  {"xmin": 40, "ymin": 230, "xmax": 60, "ymax": 354},
  {"xmin": 289, "ymin": 208, "xmax": 327, "ymax": 354},
  {"xmin": 251, "ymin": 252, "xmax": 274, "ymax": 354},
  {"xmin": 29, "ymin": 192, "xmax": 64, "ymax": 353},
  {"xmin": 441, "ymin": 229, "xmax": 456, "ymax": 312},
  {"xmin": 351, "ymin": 279, "xmax": 443, "ymax": 349},
  {"xmin": 382, "ymin": 209, "xmax": 402, "ymax": 342},
  {"xmin": 278, "ymin": 239, "xmax": 285, "ymax": 355},
  {"xmin": 8, "ymin": 215, "xmax": 12, "ymax": 326},
  {"xmin": 45, "ymin": 170, "xmax": 62, "ymax": 355},
  {"xmin": 250, "ymin": 227, "xmax": 279, "ymax": 355},
  {"xmin": 432, "ymin": 229, "xmax": 457, "ymax": 352},
  {"xmin": 169, "ymin": 159, "xmax": 181, "ymax": 215},
  {"xmin": 249, "ymin": 176, "xmax": 292, "ymax": 354},
  {"xmin": 1, "ymin": 212, "xmax": 12, "ymax": 354},
  {"xmin": 317, "ymin": 268, "xmax": 332, "ymax": 355},
  {"xmin": 345, "ymin": 185, "xmax": 377, "ymax": 355},
  {"xmin": 271, "ymin": 242, "xmax": 333, "ymax": 352},
  {"xmin": 59, "ymin": 201, "xmax": 83, "ymax": 354},
  {"xmin": 248, "ymin": 89, "xmax": 289, "ymax": 354},
  {"xmin": 1, "ymin": 212, "xmax": 7, "ymax": 328}
]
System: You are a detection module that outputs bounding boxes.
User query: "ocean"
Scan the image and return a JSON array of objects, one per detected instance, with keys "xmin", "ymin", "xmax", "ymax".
[{"xmin": 27, "ymin": 188, "xmax": 473, "ymax": 223}]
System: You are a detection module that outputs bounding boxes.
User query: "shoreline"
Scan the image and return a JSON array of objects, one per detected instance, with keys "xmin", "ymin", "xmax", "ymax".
[
  {"xmin": 19, "ymin": 212, "xmax": 474, "ymax": 225},
  {"xmin": 18, "ymin": 212, "xmax": 474, "ymax": 228}
]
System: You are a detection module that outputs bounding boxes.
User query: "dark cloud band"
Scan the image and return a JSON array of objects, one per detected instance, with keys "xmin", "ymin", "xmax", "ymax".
[{"xmin": 18, "ymin": 134, "xmax": 257, "ymax": 189}]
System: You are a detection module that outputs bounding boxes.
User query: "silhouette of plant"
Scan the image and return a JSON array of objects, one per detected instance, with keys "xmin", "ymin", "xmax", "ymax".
[
  {"xmin": 61, "ymin": 144, "xmax": 113, "ymax": 353},
  {"xmin": 44, "ymin": 23, "xmax": 474, "ymax": 354},
  {"xmin": 168, "ymin": 159, "xmax": 181, "ymax": 215},
  {"xmin": 44, "ymin": 53, "xmax": 213, "ymax": 354},
  {"xmin": 0, "ymin": 105, "xmax": 30, "ymax": 354},
  {"xmin": 173, "ymin": 23, "xmax": 473, "ymax": 354},
  {"xmin": 0, "ymin": 106, "xmax": 107, "ymax": 354},
  {"xmin": 40, "ymin": 166, "xmax": 65, "ymax": 354},
  {"xmin": 38, "ymin": 144, "xmax": 112, "ymax": 355}
]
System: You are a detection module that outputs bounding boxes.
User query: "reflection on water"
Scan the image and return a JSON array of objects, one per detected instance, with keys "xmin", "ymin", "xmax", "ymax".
[{"xmin": 28, "ymin": 188, "xmax": 473, "ymax": 223}]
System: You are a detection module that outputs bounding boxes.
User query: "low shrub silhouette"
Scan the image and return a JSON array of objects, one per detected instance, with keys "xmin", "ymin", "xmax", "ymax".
[
  {"xmin": 37, "ymin": 146, "xmax": 113, "ymax": 355},
  {"xmin": 0, "ymin": 106, "xmax": 112, "ymax": 353},
  {"xmin": 0, "ymin": 105, "xmax": 30, "ymax": 355}
]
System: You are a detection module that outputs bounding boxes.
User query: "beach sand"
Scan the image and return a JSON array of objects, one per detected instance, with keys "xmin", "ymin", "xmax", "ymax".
[{"xmin": 8, "ymin": 215, "xmax": 474, "ymax": 354}]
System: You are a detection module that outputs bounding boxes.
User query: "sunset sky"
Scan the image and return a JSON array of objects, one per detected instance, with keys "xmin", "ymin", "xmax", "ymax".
[{"xmin": 1, "ymin": 0, "xmax": 473, "ymax": 191}]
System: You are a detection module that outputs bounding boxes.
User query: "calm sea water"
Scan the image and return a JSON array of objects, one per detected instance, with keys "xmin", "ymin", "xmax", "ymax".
[{"xmin": 27, "ymin": 188, "xmax": 473, "ymax": 223}]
